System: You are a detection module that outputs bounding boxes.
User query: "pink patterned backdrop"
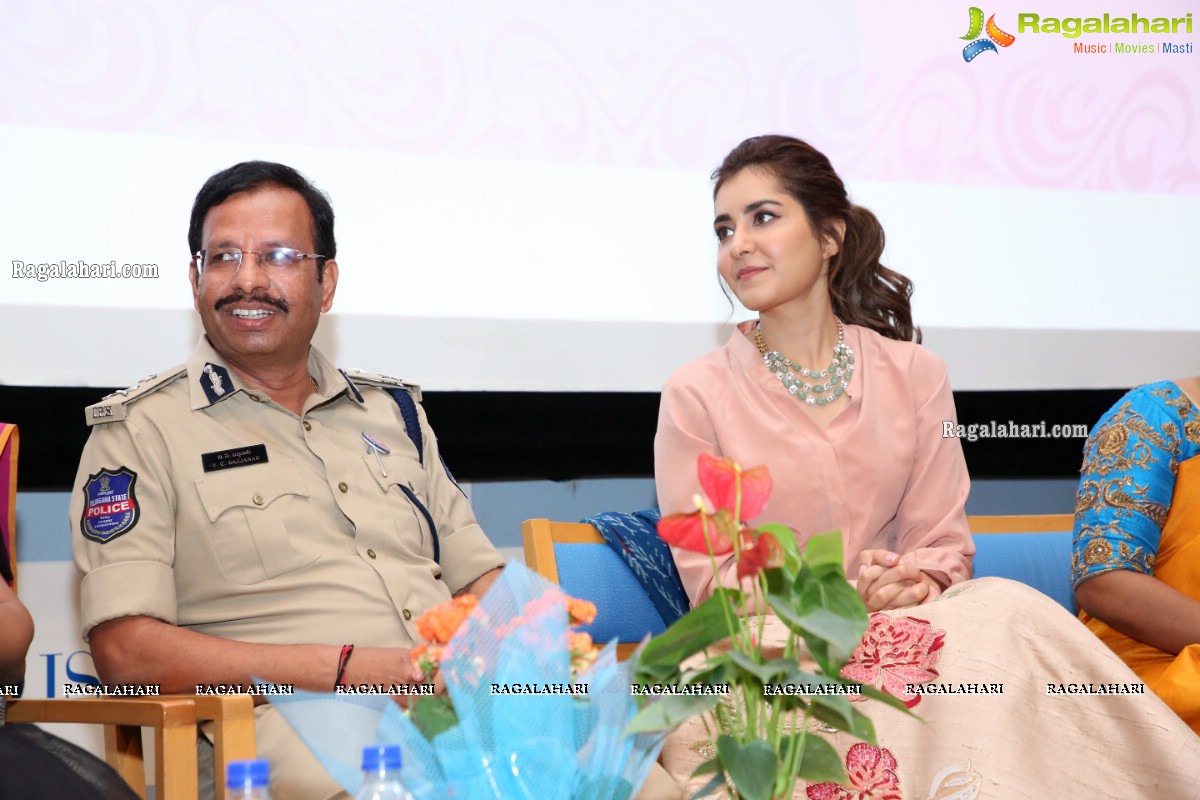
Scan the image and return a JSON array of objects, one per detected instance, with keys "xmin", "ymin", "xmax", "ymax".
[{"xmin": 2, "ymin": 0, "xmax": 1195, "ymax": 193}]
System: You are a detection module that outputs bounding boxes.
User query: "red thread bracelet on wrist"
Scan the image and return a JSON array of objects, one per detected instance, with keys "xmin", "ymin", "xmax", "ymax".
[{"xmin": 335, "ymin": 644, "xmax": 354, "ymax": 689}]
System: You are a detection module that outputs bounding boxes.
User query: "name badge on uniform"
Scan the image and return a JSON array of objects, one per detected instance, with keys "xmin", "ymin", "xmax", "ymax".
[
  {"xmin": 201, "ymin": 444, "xmax": 269, "ymax": 473},
  {"xmin": 81, "ymin": 467, "xmax": 141, "ymax": 544}
]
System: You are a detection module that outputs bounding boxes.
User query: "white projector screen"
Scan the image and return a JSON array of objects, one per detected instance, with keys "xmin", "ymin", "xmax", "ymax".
[{"xmin": 2, "ymin": 1, "xmax": 1197, "ymax": 391}]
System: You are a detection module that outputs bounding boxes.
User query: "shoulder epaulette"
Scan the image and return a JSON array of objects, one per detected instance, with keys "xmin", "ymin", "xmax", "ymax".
[
  {"xmin": 85, "ymin": 366, "xmax": 188, "ymax": 426},
  {"xmin": 342, "ymin": 368, "xmax": 422, "ymax": 402}
]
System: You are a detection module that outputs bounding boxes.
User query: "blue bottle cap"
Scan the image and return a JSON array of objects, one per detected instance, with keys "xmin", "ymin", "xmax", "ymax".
[
  {"xmin": 361, "ymin": 744, "xmax": 402, "ymax": 771},
  {"xmin": 226, "ymin": 759, "xmax": 270, "ymax": 788}
]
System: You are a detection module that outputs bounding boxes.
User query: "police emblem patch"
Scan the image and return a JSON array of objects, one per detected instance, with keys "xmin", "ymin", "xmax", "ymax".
[{"xmin": 81, "ymin": 467, "xmax": 141, "ymax": 544}]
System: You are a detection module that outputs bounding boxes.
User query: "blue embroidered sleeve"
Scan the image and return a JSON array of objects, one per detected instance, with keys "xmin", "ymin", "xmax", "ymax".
[{"xmin": 1072, "ymin": 382, "xmax": 1197, "ymax": 587}]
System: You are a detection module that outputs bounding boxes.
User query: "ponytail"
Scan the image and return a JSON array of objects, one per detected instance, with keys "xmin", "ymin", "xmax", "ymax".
[{"xmin": 829, "ymin": 205, "xmax": 920, "ymax": 343}]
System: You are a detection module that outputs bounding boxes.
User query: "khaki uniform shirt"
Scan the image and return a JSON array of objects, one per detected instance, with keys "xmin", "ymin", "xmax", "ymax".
[{"xmin": 72, "ymin": 337, "xmax": 504, "ymax": 648}]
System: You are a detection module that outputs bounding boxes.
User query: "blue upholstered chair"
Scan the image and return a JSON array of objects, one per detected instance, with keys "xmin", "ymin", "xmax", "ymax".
[
  {"xmin": 520, "ymin": 512, "xmax": 1080, "ymax": 659},
  {"xmin": 521, "ymin": 519, "xmax": 669, "ymax": 660},
  {"xmin": 969, "ymin": 513, "xmax": 1077, "ymax": 613}
]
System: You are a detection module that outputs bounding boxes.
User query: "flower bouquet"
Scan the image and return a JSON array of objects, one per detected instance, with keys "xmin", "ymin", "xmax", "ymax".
[
  {"xmin": 268, "ymin": 562, "xmax": 665, "ymax": 799},
  {"xmin": 628, "ymin": 454, "xmax": 909, "ymax": 800}
]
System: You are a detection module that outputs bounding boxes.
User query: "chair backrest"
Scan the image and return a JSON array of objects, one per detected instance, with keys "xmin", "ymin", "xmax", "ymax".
[
  {"xmin": 968, "ymin": 514, "xmax": 1076, "ymax": 613},
  {"xmin": 521, "ymin": 512, "xmax": 1081, "ymax": 652},
  {"xmin": 521, "ymin": 519, "xmax": 667, "ymax": 660}
]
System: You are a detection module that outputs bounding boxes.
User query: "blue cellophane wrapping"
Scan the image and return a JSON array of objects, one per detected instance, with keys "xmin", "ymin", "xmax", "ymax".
[{"xmin": 267, "ymin": 561, "xmax": 665, "ymax": 798}]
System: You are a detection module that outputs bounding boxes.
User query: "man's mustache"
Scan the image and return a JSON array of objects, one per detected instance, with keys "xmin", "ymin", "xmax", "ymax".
[{"xmin": 214, "ymin": 294, "xmax": 289, "ymax": 313}]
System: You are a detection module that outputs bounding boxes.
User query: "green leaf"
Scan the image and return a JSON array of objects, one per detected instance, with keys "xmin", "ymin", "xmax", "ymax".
[
  {"xmin": 679, "ymin": 657, "xmax": 735, "ymax": 689},
  {"xmin": 858, "ymin": 683, "xmax": 921, "ymax": 716},
  {"xmin": 759, "ymin": 523, "xmax": 802, "ymax": 573},
  {"xmin": 407, "ymin": 694, "xmax": 459, "ymax": 741},
  {"xmin": 638, "ymin": 588, "xmax": 744, "ymax": 673},
  {"xmin": 765, "ymin": 666, "xmax": 838, "ymax": 690},
  {"xmin": 796, "ymin": 571, "xmax": 868, "ymax": 624},
  {"xmin": 624, "ymin": 692, "xmax": 720, "ymax": 735},
  {"xmin": 797, "ymin": 607, "xmax": 861, "ymax": 650},
  {"xmin": 796, "ymin": 575, "xmax": 868, "ymax": 649},
  {"xmin": 802, "ymin": 529, "xmax": 844, "ymax": 569},
  {"xmin": 726, "ymin": 653, "xmax": 829, "ymax": 696},
  {"xmin": 717, "ymin": 735, "xmax": 777, "ymax": 800},
  {"xmin": 690, "ymin": 773, "xmax": 727, "ymax": 799},
  {"xmin": 689, "ymin": 757, "xmax": 721, "ymax": 778},
  {"xmin": 765, "ymin": 594, "xmax": 865, "ymax": 672},
  {"xmin": 791, "ymin": 734, "xmax": 846, "ymax": 784},
  {"xmin": 809, "ymin": 693, "xmax": 876, "ymax": 742},
  {"xmin": 726, "ymin": 650, "xmax": 785, "ymax": 685},
  {"xmin": 761, "ymin": 566, "xmax": 789, "ymax": 597}
]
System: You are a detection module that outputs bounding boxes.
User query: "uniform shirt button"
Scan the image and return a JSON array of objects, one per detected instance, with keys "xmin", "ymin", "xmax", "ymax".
[
  {"xmin": 402, "ymin": 609, "xmax": 412, "ymax": 620},
  {"xmin": 252, "ymin": 494, "xmax": 264, "ymax": 506},
  {"xmin": 367, "ymin": 549, "xmax": 377, "ymax": 559},
  {"xmin": 303, "ymin": 421, "xmax": 312, "ymax": 431},
  {"xmin": 338, "ymin": 482, "xmax": 349, "ymax": 493}
]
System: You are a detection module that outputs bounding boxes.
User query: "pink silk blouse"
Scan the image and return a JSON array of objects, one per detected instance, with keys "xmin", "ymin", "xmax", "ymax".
[{"xmin": 654, "ymin": 321, "xmax": 974, "ymax": 606}]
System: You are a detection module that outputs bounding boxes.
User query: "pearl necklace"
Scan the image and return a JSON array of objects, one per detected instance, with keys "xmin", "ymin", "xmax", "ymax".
[{"xmin": 753, "ymin": 318, "xmax": 855, "ymax": 406}]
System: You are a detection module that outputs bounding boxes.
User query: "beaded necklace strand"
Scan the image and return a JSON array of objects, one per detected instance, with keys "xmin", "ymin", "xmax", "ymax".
[{"xmin": 753, "ymin": 318, "xmax": 855, "ymax": 406}]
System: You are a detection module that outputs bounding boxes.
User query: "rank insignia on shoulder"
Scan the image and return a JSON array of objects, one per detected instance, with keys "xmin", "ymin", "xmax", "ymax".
[
  {"xmin": 337, "ymin": 369, "xmax": 365, "ymax": 403},
  {"xmin": 200, "ymin": 362, "xmax": 234, "ymax": 405},
  {"xmin": 86, "ymin": 367, "xmax": 187, "ymax": 426},
  {"xmin": 342, "ymin": 368, "xmax": 422, "ymax": 402},
  {"xmin": 80, "ymin": 467, "xmax": 140, "ymax": 544}
]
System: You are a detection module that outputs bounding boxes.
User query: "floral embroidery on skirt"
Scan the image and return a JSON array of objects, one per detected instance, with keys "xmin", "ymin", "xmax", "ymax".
[{"xmin": 840, "ymin": 615, "xmax": 946, "ymax": 708}]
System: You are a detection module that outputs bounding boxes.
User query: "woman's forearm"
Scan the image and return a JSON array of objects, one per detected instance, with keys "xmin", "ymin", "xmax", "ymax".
[
  {"xmin": 1075, "ymin": 569, "xmax": 1200, "ymax": 655},
  {"xmin": 0, "ymin": 589, "xmax": 34, "ymax": 685}
]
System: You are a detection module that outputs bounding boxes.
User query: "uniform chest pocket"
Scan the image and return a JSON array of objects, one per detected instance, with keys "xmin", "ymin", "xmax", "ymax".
[
  {"xmin": 363, "ymin": 456, "xmax": 440, "ymax": 562},
  {"xmin": 194, "ymin": 460, "xmax": 318, "ymax": 584}
]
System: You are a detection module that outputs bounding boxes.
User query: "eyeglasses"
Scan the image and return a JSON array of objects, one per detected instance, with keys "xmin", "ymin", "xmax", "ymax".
[{"xmin": 193, "ymin": 247, "xmax": 326, "ymax": 273}]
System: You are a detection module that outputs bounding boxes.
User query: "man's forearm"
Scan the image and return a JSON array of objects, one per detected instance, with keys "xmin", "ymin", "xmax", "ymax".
[
  {"xmin": 457, "ymin": 566, "xmax": 503, "ymax": 599},
  {"xmin": 90, "ymin": 616, "xmax": 425, "ymax": 703},
  {"xmin": 89, "ymin": 615, "xmax": 340, "ymax": 694}
]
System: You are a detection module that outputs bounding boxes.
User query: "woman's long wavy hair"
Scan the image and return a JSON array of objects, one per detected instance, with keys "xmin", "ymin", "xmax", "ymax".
[{"xmin": 713, "ymin": 135, "xmax": 920, "ymax": 343}]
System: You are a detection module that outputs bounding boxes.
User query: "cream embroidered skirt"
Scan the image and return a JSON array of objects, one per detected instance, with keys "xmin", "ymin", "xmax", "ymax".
[{"xmin": 660, "ymin": 577, "xmax": 1200, "ymax": 799}]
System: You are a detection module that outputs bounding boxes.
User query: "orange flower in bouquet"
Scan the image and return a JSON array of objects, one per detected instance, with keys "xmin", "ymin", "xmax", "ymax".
[
  {"xmin": 567, "ymin": 597, "xmax": 598, "ymax": 626},
  {"xmin": 416, "ymin": 594, "xmax": 479, "ymax": 644},
  {"xmin": 413, "ymin": 590, "xmax": 599, "ymax": 679}
]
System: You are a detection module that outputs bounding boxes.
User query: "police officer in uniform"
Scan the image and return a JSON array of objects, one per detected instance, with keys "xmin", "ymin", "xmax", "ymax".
[{"xmin": 70, "ymin": 162, "xmax": 506, "ymax": 799}]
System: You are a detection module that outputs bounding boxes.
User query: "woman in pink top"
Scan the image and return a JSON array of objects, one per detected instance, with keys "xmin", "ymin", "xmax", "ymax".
[
  {"xmin": 657, "ymin": 134, "xmax": 972, "ymax": 612},
  {"xmin": 655, "ymin": 135, "xmax": 1200, "ymax": 798}
]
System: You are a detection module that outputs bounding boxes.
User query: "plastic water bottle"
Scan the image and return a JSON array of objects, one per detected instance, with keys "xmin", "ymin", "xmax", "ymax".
[
  {"xmin": 353, "ymin": 744, "xmax": 415, "ymax": 800},
  {"xmin": 226, "ymin": 759, "xmax": 272, "ymax": 799}
]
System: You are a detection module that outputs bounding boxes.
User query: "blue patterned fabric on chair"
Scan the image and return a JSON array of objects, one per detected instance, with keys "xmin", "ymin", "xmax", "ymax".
[{"xmin": 582, "ymin": 509, "xmax": 689, "ymax": 626}]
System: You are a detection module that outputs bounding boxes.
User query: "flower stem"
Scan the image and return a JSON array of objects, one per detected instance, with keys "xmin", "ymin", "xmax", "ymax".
[{"xmin": 701, "ymin": 514, "xmax": 746, "ymax": 735}]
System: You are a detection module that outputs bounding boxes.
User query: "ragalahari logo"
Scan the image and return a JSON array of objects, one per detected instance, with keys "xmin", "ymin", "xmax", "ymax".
[{"xmin": 961, "ymin": 7, "xmax": 1016, "ymax": 61}]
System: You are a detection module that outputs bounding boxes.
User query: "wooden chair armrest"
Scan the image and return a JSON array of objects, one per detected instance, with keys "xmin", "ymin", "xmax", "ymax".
[
  {"xmin": 192, "ymin": 694, "xmax": 257, "ymax": 800},
  {"xmin": 5, "ymin": 696, "xmax": 194, "ymax": 726},
  {"xmin": 6, "ymin": 697, "xmax": 198, "ymax": 800}
]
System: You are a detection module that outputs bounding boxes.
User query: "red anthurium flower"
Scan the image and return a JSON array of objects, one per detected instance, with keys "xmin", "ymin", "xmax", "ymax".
[
  {"xmin": 736, "ymin": 529, "xmax": 784, "ymax": 579},
  {"xmin": 658, "ymin": 504, "xmax": 738, "ymax": 555},
  {"xmin": 697, "ymin": 453, "xmax": 773, "ymax": 521}
]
